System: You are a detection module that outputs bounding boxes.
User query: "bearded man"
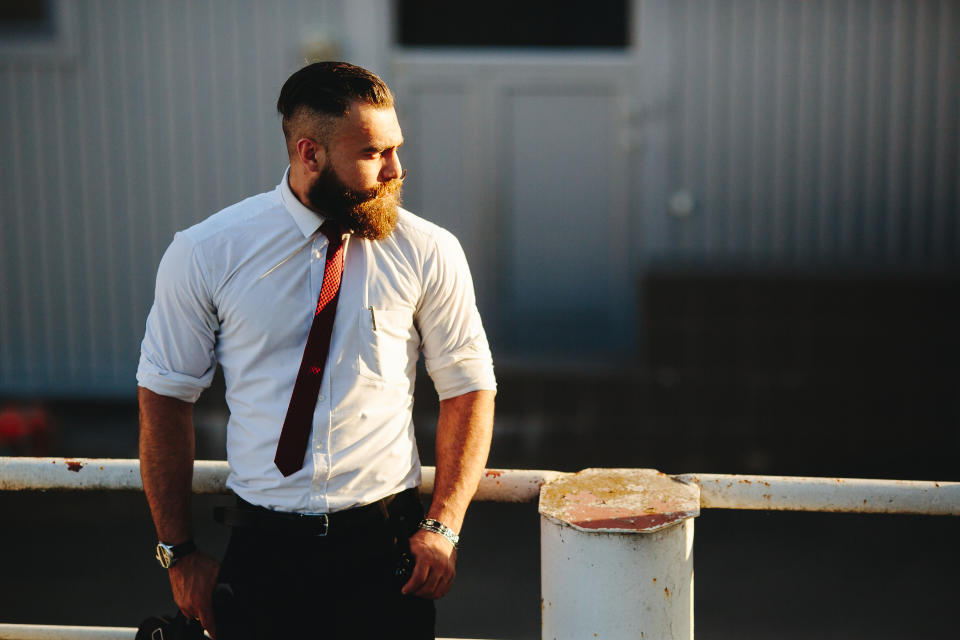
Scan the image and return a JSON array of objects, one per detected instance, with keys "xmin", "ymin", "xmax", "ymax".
[{"xmin": 137, "ymin": 61, "xmax": 496, "ymax": 639}]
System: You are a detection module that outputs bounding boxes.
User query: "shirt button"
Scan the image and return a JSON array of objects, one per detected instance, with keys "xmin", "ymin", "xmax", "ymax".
[{"xmin": 317, "ymin": 394, "xmax": 325, "ymax": 402}]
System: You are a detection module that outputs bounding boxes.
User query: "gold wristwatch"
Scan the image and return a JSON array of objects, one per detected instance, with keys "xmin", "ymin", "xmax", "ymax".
[{"xmin": 155, "ymin": 539, "xmax": 196, "ymax": 568}]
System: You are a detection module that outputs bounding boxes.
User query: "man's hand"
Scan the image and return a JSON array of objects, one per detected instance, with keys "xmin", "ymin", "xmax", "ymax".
[
  {"xmin": 401, "ymin": 529, "xmax": 457, "ymax": 599},
  {"xmin": 169, "ymin": 551, "xmax": 220, "ymax": 638}
]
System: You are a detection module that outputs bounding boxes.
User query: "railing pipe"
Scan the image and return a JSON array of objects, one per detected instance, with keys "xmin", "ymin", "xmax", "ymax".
[
  {"xmin": 0, "ymin": 624, "xmax": 139, "ymax": 639},
  {"xmin": 3, "ymin": 459, "xmax": 958, "ymax": 515},
  {"xmin": 4, "ymin": 459, "xmax": 959, "ymax": 640},
  {"xmin": 0, "ymin": 458, "xmax": 228, "ymax": 493},
  {"xmin": 0, "ymin": 626, "xmax": 476, "ymax": 640},
  {"xmin": 0, "ymin": 457, "xmax": 565, "ymax": 502},
  {"xmin": 677, "ymin": 473, "xmax": 960, "ymax": 515}
]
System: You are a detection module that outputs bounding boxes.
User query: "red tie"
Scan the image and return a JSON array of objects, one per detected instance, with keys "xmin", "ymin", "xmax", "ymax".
[{"xmin": 274, "ymin": 222, "xmax": 345, "ymax": 477}]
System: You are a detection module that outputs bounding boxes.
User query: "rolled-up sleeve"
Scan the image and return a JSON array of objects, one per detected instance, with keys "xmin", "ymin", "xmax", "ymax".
[
  {"xmin": 417, "ymin": 230, "xmax": 496, "ymax": 400},
  {"xmin": 136, "ymin": 232, "xmax": 219, "ymax": 403}
]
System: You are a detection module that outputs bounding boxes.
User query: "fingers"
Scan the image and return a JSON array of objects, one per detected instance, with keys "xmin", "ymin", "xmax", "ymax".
[
  {"xmin": 402, "ymin": 530, "xmax": 456, "ymax": 599},
  {"xmin": 416, "ymin": 576, "xmax": 441, "ymax": 599},
  {"xmin": 169, "ymin": 552, "xmax": 220, "ymax": 635},
  {"xmin": 434, "ymin": 559, "xmax": 457, "ymax": 599},
  {"xmin": 402, "ymin": 563, "xmax": 448, "ymax": 599},
  {"xmin": 401, "ymin": 556, "xmax": 429, "ymax": 596},
  {"xmin": 198, "ymin": 604, "xmax": 217, "ymax": 639},
  {"xmin": 420, "ymin": 568, "xmax": 453, "ymax": 600}
]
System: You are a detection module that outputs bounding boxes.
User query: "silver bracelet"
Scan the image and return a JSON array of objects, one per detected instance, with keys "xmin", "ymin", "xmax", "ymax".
[{"xmin": 419, "ymin": 518, "xmax": 460, "ymax": 548}]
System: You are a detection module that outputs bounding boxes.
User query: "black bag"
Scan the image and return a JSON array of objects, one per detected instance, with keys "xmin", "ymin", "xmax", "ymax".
[{"xmin": 136, "ymin": 611, "xmax": 206, "ymax": 640}]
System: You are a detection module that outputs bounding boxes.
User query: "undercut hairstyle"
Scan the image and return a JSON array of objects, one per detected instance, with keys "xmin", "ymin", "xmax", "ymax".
[{"xmin": 277, "ymin": 61, "xmax": 394, "ymax": 157}]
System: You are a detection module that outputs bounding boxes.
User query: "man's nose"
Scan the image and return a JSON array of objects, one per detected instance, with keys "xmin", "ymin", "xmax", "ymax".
[{"xmin": 381, "ymin": 151, "xmax": 403, "ymax": 182}]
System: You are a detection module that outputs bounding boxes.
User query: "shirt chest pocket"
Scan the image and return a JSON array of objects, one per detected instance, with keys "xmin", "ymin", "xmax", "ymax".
[{"xmin": 357, "ymin": 307, "xmax": 416, "ymax": 384}]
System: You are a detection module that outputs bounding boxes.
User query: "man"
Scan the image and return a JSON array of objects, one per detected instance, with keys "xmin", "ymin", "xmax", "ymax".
[{"xmin": 137, "ymin": 61, "xmax": 496, "ymax": 639}]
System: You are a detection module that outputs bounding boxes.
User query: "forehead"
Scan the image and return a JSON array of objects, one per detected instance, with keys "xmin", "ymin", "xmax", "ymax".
[{"xmin": 332, "ymin": 102, "xmax": 403, "ymax": 150}]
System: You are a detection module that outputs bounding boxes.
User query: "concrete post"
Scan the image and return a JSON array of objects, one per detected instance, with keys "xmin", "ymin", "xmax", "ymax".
[{"xmin": 539, "ymin": 469, "xmax": 700, "ymax": 640}]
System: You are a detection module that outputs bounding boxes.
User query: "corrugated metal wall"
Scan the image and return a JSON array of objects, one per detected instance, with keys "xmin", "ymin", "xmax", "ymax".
[
  {"xmin": 1, "ymin": 0, "xmax": 958, "ymax": 396},
  {"xmin": 0, "ymin": 0, "xmax": 340, "ymax": 395},
  {"xmin": 636, "ymin": 0, "xmax": 959, "ymax": 266}
]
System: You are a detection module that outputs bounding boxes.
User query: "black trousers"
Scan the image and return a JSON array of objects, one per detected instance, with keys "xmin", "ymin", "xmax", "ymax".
[{"xmin": 213, "ymin": 490, "xmax": 436, "ymax": 639}]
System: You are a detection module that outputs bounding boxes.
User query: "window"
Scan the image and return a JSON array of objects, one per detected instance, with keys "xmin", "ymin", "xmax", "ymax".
[
  {"xmin": 0, "ymin": 0, "xmax": 77, "ymax": 66},
  {"xmin": 0, "ymin": 0, "xmax": 55, "ymax": 39},
  {"xmin": 396, "ymin": 0, "xmax": 630, "ymax": 49}
]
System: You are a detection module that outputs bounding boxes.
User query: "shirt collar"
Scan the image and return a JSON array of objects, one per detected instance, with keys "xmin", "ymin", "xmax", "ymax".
[{"xmin": 278, "ymin": 166, "xmax": 326, "ymax": 238}]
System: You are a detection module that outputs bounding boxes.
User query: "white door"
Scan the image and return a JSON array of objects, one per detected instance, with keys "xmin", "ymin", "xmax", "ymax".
[{"xmin": 392, "ymin": 55, "xmax": 637, "ymax": 358}]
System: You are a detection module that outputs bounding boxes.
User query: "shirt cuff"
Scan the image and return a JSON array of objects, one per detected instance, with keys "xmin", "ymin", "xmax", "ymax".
[
  {"xmin": 136, "ymin": 354, "xmax": 212, "ymax": 404},
  {"xmin": 427, "ymin": 345, "xmax": 497, "ymax": 401}
]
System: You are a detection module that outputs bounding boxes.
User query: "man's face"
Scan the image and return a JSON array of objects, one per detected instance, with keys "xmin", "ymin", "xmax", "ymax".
[{"xmin": 306, "ymin": 103, "xmax": 405, "ymax": 240}]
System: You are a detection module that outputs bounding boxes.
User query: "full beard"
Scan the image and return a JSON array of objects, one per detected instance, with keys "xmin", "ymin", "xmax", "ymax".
[{"xmin": 306, "ymin": 166, "xmax": 402, "ymax": 240}]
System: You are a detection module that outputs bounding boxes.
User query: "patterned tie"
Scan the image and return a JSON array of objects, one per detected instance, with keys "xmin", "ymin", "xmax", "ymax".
[{"xmin": 274, "ymin": 221, "xmax": 345, "ymax": 477}]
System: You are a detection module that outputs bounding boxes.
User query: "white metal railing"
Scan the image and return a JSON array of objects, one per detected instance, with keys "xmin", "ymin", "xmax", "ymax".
[
  {"xmin": 0, "ymin": 624, "xmax": 140, "ymax": 640},
  {"xmin": 3, "ymin": 457, "xmax": 957, "ymax": 514},
  {"xmin": 0, "ymin": 625, "xmax": 486, "ymax": 640},
  {"xmin": 676, "ymin": 473, "xmax": 960, "ymax": 515},
  {"xmin": 2, "ymin": 457, "xmax": 958, "ymax": 640},
  {"xmin": 0, "ymin": 457, "xmax": 561, "ymax": 501}
]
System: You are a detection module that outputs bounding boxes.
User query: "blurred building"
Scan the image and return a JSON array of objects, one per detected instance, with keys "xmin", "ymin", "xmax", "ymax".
[{"xmin": 1, "ymin": 0, "xmax": 958, "ymax": 399}]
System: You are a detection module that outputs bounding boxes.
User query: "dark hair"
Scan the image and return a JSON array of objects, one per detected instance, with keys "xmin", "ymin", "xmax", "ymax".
[{"xmin": 277, "ymin": 61, "xmax": 393, "ymax": 147}]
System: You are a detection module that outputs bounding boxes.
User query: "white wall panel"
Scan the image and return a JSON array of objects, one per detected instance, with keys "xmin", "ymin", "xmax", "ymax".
[
  {"xmin": 0, "ymin": 0, "xmax": 339, "ymax": 396},
  {"xmin": 2, "ymin": 0, "xmax": 959, "ymax": 394},
  {"xmin": 504, "ymin": 89, "xmax": 624, "ymax": 351},
  {"xmin": 398, "ymin": 87, "xmax": 477, "ymax": 267},
  {"xmin": 392, "ymin": 78, "xmax": 503, "ymax": 324},
  {"xmin": 644, "ymin": 0, "xmax": 960, "ymax": 266},
  {"xmin": 392, "ymin": 56, "xmax": 635, "ymax": 355}
]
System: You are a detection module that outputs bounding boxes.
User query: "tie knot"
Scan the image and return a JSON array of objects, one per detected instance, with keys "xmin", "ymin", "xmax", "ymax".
[{"xmin": 320, "ymin": 221, "xmax": 342, "ymax": 243}]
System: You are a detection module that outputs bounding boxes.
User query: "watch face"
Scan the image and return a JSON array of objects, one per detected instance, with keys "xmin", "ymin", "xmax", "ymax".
[{"xmin": 156, "ymin": 543, "xmax": 174, "ymax": 569}]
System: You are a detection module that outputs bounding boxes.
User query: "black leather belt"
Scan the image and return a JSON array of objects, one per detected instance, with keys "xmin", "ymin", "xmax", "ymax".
[{"xmin": 214, "ymin": 488, "xmax": 418, "ymax": 537}]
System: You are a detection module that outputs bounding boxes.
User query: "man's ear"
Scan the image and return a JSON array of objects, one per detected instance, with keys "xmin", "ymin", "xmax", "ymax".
[{"xmin": 295, "ymin": 138, "xmax": 326, "ymax": 174}]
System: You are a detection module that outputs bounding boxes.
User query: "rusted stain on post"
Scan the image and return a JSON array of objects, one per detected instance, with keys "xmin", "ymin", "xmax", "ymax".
[
  {"xmin": 540, "ymin": 468, "xmax": 700, "ymax": 533},
  {"xmin": 540, "ymin": 469, "xmax": 697, "ymax": 639}
]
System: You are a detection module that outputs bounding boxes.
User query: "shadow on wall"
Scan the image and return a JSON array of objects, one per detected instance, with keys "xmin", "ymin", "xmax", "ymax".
[
  {"xmin": 416, "ymin": 268, "xmax": 960, "ymax": 480},
  {"xmin": 8, "ymin": 269, "xmax": 959, "ymax": 484}
]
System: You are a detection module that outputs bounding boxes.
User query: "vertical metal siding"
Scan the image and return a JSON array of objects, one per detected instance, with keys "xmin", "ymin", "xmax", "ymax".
[
  {"xmin": 655, "ymin": 0, "xmax": 960, "ymax": 266},
  {"xmin": 933, "ymin": 1, "xmax": 960, "ymax": 260},
  {"xmin": 0, "ymin": 0, "xmax": 339, "ymax": 396},
  {"xmin": 2, "ymin": 0, "xmax": 959, "ymax": 394}
]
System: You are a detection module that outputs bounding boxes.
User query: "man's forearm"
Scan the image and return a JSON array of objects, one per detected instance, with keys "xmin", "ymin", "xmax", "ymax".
[
  {"xmin": 428, "ymin": 389, "xmax": 495, "ymax": 532},
  {"xmin": 139, "ymin": 386, "xmax": 219, "ymax": 631},
  {"xmin": 138, "ymin": 386, "xmax": 197, "ymax": 543}
]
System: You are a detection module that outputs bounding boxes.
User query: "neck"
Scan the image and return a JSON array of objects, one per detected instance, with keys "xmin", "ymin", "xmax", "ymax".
[{"xmin": 288, "ymin": 163, "xmax": 316, "ymax": 212}]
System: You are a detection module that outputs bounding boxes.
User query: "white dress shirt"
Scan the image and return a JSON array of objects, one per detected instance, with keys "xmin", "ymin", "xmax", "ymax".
[{"xmin": 137, "ymin": 169, "xmax": 496, "ymax": 514}]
